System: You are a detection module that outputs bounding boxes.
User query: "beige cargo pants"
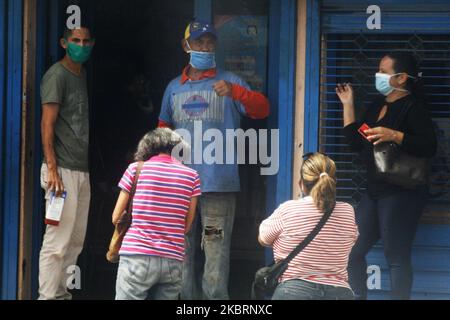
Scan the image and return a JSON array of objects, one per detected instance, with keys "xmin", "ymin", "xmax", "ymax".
[{"xmin": 38, "ymin": 163, "xmax": 90, "ymax": 300}]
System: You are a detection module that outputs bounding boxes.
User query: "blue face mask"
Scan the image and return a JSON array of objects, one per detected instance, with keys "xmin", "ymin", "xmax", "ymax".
[
  {"xmin": 375, "ymin": 73, "xmax": 410, "ymax": 96},
  {"xmin": 186, "ymin": 41, "xmax": 216, "ymax": 70}
]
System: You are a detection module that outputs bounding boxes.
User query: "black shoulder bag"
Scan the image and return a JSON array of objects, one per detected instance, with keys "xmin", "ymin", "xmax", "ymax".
[
  {"xmin": 251, "ymin": 207, "xmax": 333, "ymax": 300},
  {"xmin": 373, "ymin": 100, "xmax": 430, "ymax": 188}
]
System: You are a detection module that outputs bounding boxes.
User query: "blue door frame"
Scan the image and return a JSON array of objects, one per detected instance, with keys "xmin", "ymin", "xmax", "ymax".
[
  {"xmin": 266, "ymin": 0, "xmax": 297, "ymax": 214},
  {"xmin": 0, "ymin": 0, "xmax": 6, "ymax": 299},
  {"xmin": 30, "ymin": 0, "xmax": 51, "ymax": 300},
  {"xmin": 1, "ymin": 0, "xmax": 23, "ymax": 300},
  {"xmin": 303, "ymin": 0, "xmax": 320, "ymax": 154},
  {"xmin": 1, "ymin": 0, "xmax": 53, "ymax": 301},
  {"xmin": 195, "ymin": 0, "xmax": 212, "ymax": 21}
]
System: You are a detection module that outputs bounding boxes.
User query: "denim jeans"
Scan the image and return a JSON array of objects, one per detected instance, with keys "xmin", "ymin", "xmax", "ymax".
[
  {"xmin": 115, "ymin": 255, "xmax": 183, "ymax": 300},
  {"xmin": 272, "ymin": 279, "xmax": 355, "ymax": 300},
  {"xmin": 181, "ymin": 192, "xmax": 237, "ymax": 300},
  {"xmin": 348, "ymin": 188, "xmax": 427, "ymax": 300}
]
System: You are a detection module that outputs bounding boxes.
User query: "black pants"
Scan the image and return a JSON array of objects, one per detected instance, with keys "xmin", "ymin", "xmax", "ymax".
[{"xmin": 348, "ymin": 188, "xmax": 427, "ymax": 300}]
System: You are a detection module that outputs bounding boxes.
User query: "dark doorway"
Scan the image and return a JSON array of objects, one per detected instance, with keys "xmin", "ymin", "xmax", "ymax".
[
  {"xmin": 74, "ymin": 0, "xmax": 194, "ymax": 299},
  {"xmin": 58, "ymin": 0, "xmax": 268, "ymax": 300}
]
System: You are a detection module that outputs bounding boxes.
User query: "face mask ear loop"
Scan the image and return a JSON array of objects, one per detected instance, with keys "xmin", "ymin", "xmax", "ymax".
[
  {"xmin": 393, "ymin": 73, "xmax": 414, "ymax": 93},
  {"xmin": 185, "ymin": 39, "xmax": 193, "ymax": 54},
  {"xmin": 394, "ymin": 72, "xmax": 418, "ymax": 80},
  {"xmin": 185, "ymin": 39, "xmax": 215, "ymax": 55}
]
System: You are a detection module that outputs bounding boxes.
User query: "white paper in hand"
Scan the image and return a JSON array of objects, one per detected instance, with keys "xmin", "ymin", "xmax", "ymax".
[{"xmin": 45, "ymin": 192, "xmax": 67, "ymax": 226}]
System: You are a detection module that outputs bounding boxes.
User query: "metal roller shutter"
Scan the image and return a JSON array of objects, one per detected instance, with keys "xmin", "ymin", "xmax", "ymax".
[{"xmin": 319, "ymin": 0, "xmax": 450, "ymax": 299}]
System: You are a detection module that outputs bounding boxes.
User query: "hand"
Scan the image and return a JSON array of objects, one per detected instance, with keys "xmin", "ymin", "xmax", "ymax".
[
  {"xmin": 47, "ymin": 168, "xmax": 65, "ymax": 196},
  {"xmin": 365, "ymin": 127, "xmax": 404, "ymax": 146},
  {"xmin": 336, "ymin": 83, "xmax": 354, "ymax": 106},
  {"xmin": 213, "ymin": 80, "xmax": 233, "ymax": 97}
]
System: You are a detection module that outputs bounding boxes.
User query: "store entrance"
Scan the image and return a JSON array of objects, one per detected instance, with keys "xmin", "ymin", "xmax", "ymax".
[
  {"xmin": 74, "ymin": 0, "xmax": 194, "ymax": 299},
  {"xmin": 59, "ymin": 0, "xmax": 268, "ymax": 300}
]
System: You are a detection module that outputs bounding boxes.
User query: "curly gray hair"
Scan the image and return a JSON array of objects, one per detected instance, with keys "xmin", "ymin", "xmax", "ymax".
[{"xmin": 134, "ymin": 128, "xmax": 189, "ymax": 161}]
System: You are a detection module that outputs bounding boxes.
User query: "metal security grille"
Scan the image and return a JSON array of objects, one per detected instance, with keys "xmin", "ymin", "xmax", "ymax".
[
  {"xmin": 319, "ymin": 33, "xmax": 450, "ymax": 220},
  {"xmin": 318, "ymin": 0, "xmax": 450, "ymax": 299}
]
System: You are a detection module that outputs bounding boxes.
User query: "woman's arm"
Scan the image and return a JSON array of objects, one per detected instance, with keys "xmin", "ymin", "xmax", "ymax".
[
  {"xmin": 365, "ymin": 126, "xmax": 404, "ymax": 146},
  {"xmin": 258, "ymin": 205, "xmax": 284, "ymax": 248},
  {"xmin": 336, "ymin": 83, "xmax": 365, "ymax": 151},
  {"xmin": 258, "ymin": 235, "xmax": 272, "ymax": 247},
  {"xmin": 112, "ymin": 191, "xmax": 130, "ymax": 225},
  {"xmin": 336, "ymin": 83, "xmax": 356, "ymax": 126},
  {"xmin": 185, "ymin": 196, "xmax": 198, "ymax": 234},
  {"xmin": 365, "ymin": 102, "xmax": 437, "ymax": 158}
]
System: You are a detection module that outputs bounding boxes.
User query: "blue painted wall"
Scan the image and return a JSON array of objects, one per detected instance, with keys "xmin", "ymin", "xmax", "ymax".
[
  {"xmin": 264, "ymin": 0, "xmax": 297, "ymax": 264},
  {"xmin": 267, "ymin": 0, "xmax": 297, "ymax": 211},
  {"xmin": 30, "ymin": 0, "xmax": 50, "ymax": 300},
  {"xmin": 303, "ymin": 0, "xmax": 320, "ymax": 154},
  {"xmin": 1, "ymin": 0, "xmax": 23, "ymax": 300},
  {"xmin": 195, "ymin": 0, "xmax": 212, "ymax": 22},
  {"xmin": 0, "ymin": 0, "xmax": 6, "ymax": 297}
]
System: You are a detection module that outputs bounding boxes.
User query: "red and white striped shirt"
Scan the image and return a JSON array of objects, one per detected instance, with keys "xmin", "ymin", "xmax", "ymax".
[
  {"xmin": 259, "ymin": 196, "xmax": 358, "ymax": 289},
  {"xmin": 118, "ymin": 154, "xmax": 201, "ymax": 261}
]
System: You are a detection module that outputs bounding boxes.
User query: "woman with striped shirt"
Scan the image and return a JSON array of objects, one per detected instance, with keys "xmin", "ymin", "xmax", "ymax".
[
  {"xmin": 113, "ymin": 128, "xmax": 201, "ymax": 300},
  {"xmin": 259, "ymin": 152, "xmax": 358, "ymax": 300}
]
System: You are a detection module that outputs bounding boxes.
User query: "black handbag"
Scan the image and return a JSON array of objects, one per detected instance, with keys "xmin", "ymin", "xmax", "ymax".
[
  {"xmin": 373, "ymin": 100, "xmax": 429, "ymax": 188},
  {"xmin": 251, "ymin": 207, "xmax": 333, "ymax": 300}
]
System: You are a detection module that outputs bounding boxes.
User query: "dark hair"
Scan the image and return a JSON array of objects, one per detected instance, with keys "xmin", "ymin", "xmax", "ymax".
[
  {"xmin": 63, "ymin": 27, "xmax": 94, "ymax": 40},
  {"xmin": 385, "ymin": 51, "xmax": 425, "ymax": 103}
]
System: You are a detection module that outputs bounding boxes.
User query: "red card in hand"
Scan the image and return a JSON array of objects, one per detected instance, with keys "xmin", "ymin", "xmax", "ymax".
[{"xmin": 358, "ymin": 123, "xmax": 371, "ymax": 140}]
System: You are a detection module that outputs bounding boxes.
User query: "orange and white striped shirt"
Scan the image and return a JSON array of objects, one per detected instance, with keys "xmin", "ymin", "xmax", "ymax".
[{"xmin": 259, "ymin": 196, "xmax": 359, "ymax": 289}]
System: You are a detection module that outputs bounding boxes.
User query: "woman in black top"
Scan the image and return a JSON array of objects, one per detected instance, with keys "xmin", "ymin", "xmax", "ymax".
[{"xmin": 336, "ymin": 52, "xmax": 437, "ymax": 300}]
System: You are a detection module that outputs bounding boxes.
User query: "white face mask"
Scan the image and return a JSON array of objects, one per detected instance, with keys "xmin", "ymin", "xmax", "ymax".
[
  {"xmin": 375, "ymin": 73, "xmax": 415, "ymax": 96},
  {"xmin": 185, "ymin": 40, "xmax": 216, "ymax": 70}
]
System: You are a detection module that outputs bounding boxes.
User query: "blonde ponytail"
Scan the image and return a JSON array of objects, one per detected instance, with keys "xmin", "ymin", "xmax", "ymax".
[{"xmin": 300, "ymin": 153, "xmax": 337, "ymax": 213}]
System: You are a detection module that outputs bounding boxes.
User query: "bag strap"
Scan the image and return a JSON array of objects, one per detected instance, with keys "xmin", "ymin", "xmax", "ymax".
[
  {"xmin": 126, "ymin": 161, "xmax": 144, "ymax": 213},
  {"xmin": 283, "ymin": 204, "xmax": 334, "ymax": 264}
]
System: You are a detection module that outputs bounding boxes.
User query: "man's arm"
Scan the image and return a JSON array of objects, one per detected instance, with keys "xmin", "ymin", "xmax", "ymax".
[
  {"xmin": 41, "ymin": 103, "xmax": 64, "ymax": 195},
  {"xmin": 213, "ymin": 80, "xmax": 270, "ymax": 120},
  {"xmin": 230, "ymin": 83, "xmax": 270, "ymax": 119}
]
